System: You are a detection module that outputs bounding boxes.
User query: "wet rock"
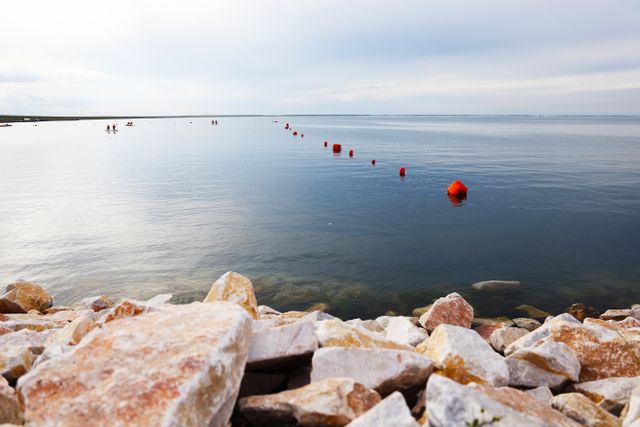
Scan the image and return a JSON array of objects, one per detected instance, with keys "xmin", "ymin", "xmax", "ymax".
[
  {"xmin": 0, "ymin": 329, "xmax": 51, "ymax": 383},
  {"xmin": 203, "ymin": 271, "xmax": 259, "ymax": 319},
  {"xmin": 417, "ymin": 324, "xmax": 509, "ymax": 386},
  {"xmin": 566, "ymin": 303, "xmax": 601, "ymax": 322},
  {"xmin": 411, "ymin": 304, "xmax": 432, "ymax": 318},
  {"xmin": 526, "ymin": 386, "xmax": 554, "ymax": 405},
  {"xmin": 307, "ymin": 302, "xmax": 330, "ymax": 312},
  {"xmin": 513, "ymin": 317, "xmax": 542, "ymax": 331},
  {"xmin": 471, "ymin": 280, "xmax": 521, "ymax": 291},
  {"xmin": 551, "ymin": 393, "xmax": 621, "ymax": 427},
  {"xmin": 516, "ymin": 304, "xmax": 552, "ymax": 319},
  {"xmin": 247, "ymin": 320, "xmax": 318, "ymax": 370},
  {"xmin": 418, "ymin": 292, "xmax": 474, "ymax": 333},
  {"xmin": 238, "ymin": 377, "xmax": 381, "ymax": 427},
  {"xmin": 345, "ymin": 319, "xmax": 386, "ymax": 335},
  {"xmin": 17, "ymin": 302, "xmax": 252, "ymax": 427},
  {"xmin": 310, "ymin": 347, "xmax": 434, "ymax": 396},
  {"xmin": 0, "ymin": 376, "xmax": 21, "ymax": 424},
  {"xmin": 506, "ymin": 339, "xmax": 580, "ymax": 389},
  {"xmin": 0, "ymin": 281, "xmax": 53, "ymax": 314},
  {"xmin": 571, "ymin": 377, "xmax": 640, "ymax": 414},
  {"xmin": 239, "ymin": 372, "xmax": 288, "ymax": 398},
  {"xmin": 384, "ymin": 316, "xmax": 429, "ymax": 347},
  {"xmin": 490, "ymin": 327, "xmax": 529, "ymax": 353},
  {"xmin": 78, "ymin": 295, "xmax": 113, "ymax": 312},
  {"xmin": 316, "ymin": 319, "xmax": 412, "ymax": 350},
  {"xmin": 346, "ymin": 391, "xmax": 419, "ymax": 427},
  {"xmin": 426, "ymin": 374, "xmax": 581, "ymax": 427}
]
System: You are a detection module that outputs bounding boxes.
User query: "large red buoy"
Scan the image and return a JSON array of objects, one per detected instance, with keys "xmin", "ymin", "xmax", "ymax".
[
  {"xmin": 293, "ymin": 131, "xmax": 298, "ymax": 136},
  {"xmin": 349, "ymin": 149, "xmax": 354, "ymax": 157},
  {"xmin": 301, "ymin": 133, "xmax": 304, "ymax": 138},
  {"xmin": 371, "ymin": 159, "xmax": 376, "ymax": 165},
  {"xmin": 285, "ymin": 123, "xmax": 289, "ymax": 129},
  {"xmin": 332, "ymin": 144, "xmax": 342, "ymax": 153},
  {"xmin": 447, "ymin": 180, "xmax": 468, "ymax": 196},
  {"xmin": 324, "ymin": 141, "xmax": 328, "ymax": 147},
  {"xmin": 399, "ymin": 167, "xmax": 406, "ymax": 177}
]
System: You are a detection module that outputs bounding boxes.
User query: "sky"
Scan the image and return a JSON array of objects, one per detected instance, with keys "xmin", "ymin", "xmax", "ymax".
[{"xmin": 1, "ymin": 0, "xmax": 640, "ymax": 115}]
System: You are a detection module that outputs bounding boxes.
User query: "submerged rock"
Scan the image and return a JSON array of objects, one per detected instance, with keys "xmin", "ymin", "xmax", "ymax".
[
  {"xmin": 471, "ymin": 280, "xmax": 521, "ymax": 291},
  {"xmin": 513, "ymin": 317, "xmax": 542, "ymax": 331},
  {"xmin": 316, "ymin": 319, "xmax": 412, "ymax": 350},
  {"xmin": 551, "ymin": 393, "xmax": 621, "ymax": 427},
  {"xmin": 418, "ymin": 292, "xmax": 474, "ymax": 333},
  {"xmin": 506, "ymin": 339, "xmax": 580, "ymax": 389},
  {"xmin": 0, "ymin": 281, "xmax": 53, "ymax": 314},
  {"xmin": 346, "ymin": 391, "xmax": 419, "ymax": 427},
  {"xmin": 203, "ymin": 271, "xmax": 259, "ymax": 319},
  {"xmin": 566, "ymin": 303, "xmax": 601, "ymax": 322},
  {"xmin": 17, "ymin": 302, "xmax": 252, "ymax": 427},
  {"xmin": 516, "ymin": 304, "xmax": 552, "ymax": 319}
]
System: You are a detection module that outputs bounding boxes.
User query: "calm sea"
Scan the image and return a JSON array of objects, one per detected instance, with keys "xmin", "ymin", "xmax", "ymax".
[{"xmin": 1, "ymin": 116, "xmax": 639, "ymax": 319}]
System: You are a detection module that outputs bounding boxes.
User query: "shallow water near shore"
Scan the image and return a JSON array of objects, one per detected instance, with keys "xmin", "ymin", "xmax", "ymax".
[{"xmin": 1, "ymin": 116, "xmax": 639, "ymax": 319}]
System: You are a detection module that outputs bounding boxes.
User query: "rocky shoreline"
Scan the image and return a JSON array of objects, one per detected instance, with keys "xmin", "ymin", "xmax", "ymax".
[{"xmin": 1, "ymin": 273, "xmax": 639, "ymax": 426}]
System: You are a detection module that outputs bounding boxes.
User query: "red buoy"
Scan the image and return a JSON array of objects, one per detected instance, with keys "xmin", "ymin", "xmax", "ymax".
[
  {"xmin": 349, "ymin": 149, "xmax": 354, "ymax": 157},
  {"xmin": 324, "ymin": 141, "xmax": 328, "ymax": 147},
  {"xmin": 293, "ymin": 131, "xmax": 298, "ymax": 136},
  {"xmin": 301, "ymin": 134, "xmax": 304, "ymax": 138},
  {"xmin": 399, "ymin": 167, "xmax": 406, "ymax": 177},
  {"xmin": 285, "ymin": 123, "xmax": 289, "ymax": 129},
  {"xmin": 371, "ymin": 159, "xmax": 376, "ymax": 165},
  {"xmin": 332, "ymin": 144, "xmax": 342, "ymax": 153},
  {"xmin": 447, "ymin": 180, "xmax": 468, "ymax": 196}
]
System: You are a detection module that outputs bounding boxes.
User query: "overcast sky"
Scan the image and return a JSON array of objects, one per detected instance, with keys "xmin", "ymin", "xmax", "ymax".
[{"xmin": 2, "ymin": 0, "xmax": 640, "ymax": 115}]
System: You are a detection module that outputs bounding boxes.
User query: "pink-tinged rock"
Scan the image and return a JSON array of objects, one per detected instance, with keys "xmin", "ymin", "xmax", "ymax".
[
  {"xmin": 96, "ymin": 299, "xmax": 157, "ymax": 324},
  {"xmin": 17, "ymin": 302, "xmax": 252, "ymax": 427},
  {"xmin": 418, "ymin": 292, "xmax": 474, "ymax": 333},
  {"xmin": 417, "ymin": 324, "xmax": 509, "ymax": 386},
  {"xmin": 346, "ymin": 391, "xmax": 419, "ymax": 427},
  {"xmin": 238, "ymin": 377, "xmax": 381, "ymax": 426},
  {"xmin": 607, "ymin": 317, "xmax": 640, "ymax": 329},
  {"xmin": 203, "ymin": 271, "xmax": 259, "ymax": 319},
  {"xmin": 426, "ymin": 374, "xmax": 581, "ymax": 427},
  {"xmin": 0, "ymin": 329, "xmax": 52, "ymax": 383},
  {"xmin": 77, "ymin": 295, "xmax": 113, "ymax": 312},
  {"xmin": 475, "ymin": 324, "xmax": 504, "ymax": 341},
  {"xmin": 310, "ymin": 347, "xmax": 434, "ymax": 396},
  {"xmin": 490, "ymin": 327, "xmax": 529, "ymax": 353},
  {"xmin": 571, "ymin": 377, "xmax": 640, "ymax": 414},
  {"xmin": 247, "ymin": 320, "xmax": 318, "ymax": 370},
  {"xmin": 316, "ymin": 319, "xmax": 412, "ymax": 350},
  {"xmin": 551, "ymin": 393, "xmax": 621, "ymax": 427},
  {"xmin": 384, "ymin": 316, "xmax": 429, "ymax": 347},
  {"xmin": 0, "ymin": 281, "xmax": 53, "ymax": 314},
  {"xmin": 506, "ymin": 339, "xmax": 580, "ymax": 389},
  {"xmin": 46, "ymin": 315, "xmax": 96, "ymax": 347},
  {"xmin": 0, "ymin": 376, "xmax": 21, "ymax": 424}
]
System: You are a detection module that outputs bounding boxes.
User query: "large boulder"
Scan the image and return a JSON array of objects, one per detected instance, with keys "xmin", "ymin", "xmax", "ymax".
[
  {"xmin": 571, "ymin": 376, "xmax": 640, "ymax": 414},
  {"xmin": 506, "ymin": 339, "xmax": 580, "ymax": 389},
  {"xmin": 17, "ymin": 302, "xmax": 252, "ymax": 427},
  {"xmin": 0, "ymin": 376, "xmax": 21, "ymax": 424},
  {"xmin": 247, "ymin": 319, "xmax": 318, "ymax": 370},
  {"xmin": 316, "ymin": 319, "xmax": 412, "ymax": 350},
  {"xmin": 551, "ymin": 393, "xmax": 621, "ymax": 427},
  {"xmin": 346, "ymin": 391, "xmax": 419, "ymax": 427},
  {"xmin": 426, "ymin": 374, "xmax": 581, "ymax": 427},
  {"xmin": 417, "ymin": 324, "xmax": 509, "ymax": 386},
  {"xmin": 203, "ymin": 271, "xmax": 258, "ymax": 319},
  {"xmin": 310, "ymin": 347, "xmax": 434, "ymax": 396},
  {"xmin": 418, "ymin": 292, "xmax": 474, "ymax": 332},
  {"xmin": 0, "ymin": 281, "xmax": 53, "ymax": 314},
  {"xmin": 238, "ymin": 377, "xmax": 381, "ymax": 426},
  {"xmin": 384, "ymin": 316, "xmax": 429, "ymax": 347}
]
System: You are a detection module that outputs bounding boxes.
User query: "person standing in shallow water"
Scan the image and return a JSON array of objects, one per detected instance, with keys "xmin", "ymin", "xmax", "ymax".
[{"xmin": 107, "ymin": 124, "xmax": 111, "ymax": 132}]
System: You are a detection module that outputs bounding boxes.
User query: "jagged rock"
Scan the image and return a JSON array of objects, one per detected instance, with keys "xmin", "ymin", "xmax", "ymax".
[
  {"xmin": 238, "ymin": 372, "xmax": 288, "ymax": 398},
  {"xmin": 418, "ymin": 292, "xmax": 474, "ymax": 333},
  {"xmin": 489, "ymin": 327, "xmax": 529, "ymax": 353},
  {"xmin": 247, "ymin": 320, "xmax": 318, "ymax": 370},
  {"xmin": 566, "ymin": 303, "xmax": 601, "ymax": 322},
  {"xmin": 417, "ymin": 324, "xmax": 509, "ymax": 386},
  {"xmin": 506, "ymin": 339, "xmax": 580, "ymax": 389},
  {"xmin": 623, "ymin": 384, "xmax": 640, "ymax": 426},
  {"xmin": 526, "ymin": 386, "xmax": 554, "ymax": 405},
  {"xmin": 0, "ymin": 329, "xmax": 51, "ymax": 383},
  {"xmin": 345, "ymin": 319, "xmax": 386, "ymax": 334},
  {"xmin": 0, "ymin": 281, "xmax": 53, "ymax": 314},
  {"xmin": 203, "ymin": 271, "xmax": 258, "ymax": 319},
  {"xmin": 384, "ymin": 316, "xmax": 429, "ymax": 347},
  {"xmin": 97, "ymin": 299, "xmax": 156, "ymax": 324},
  {"xmin": 516, "ymin": 304, "xmax": 552, "ymax": 319},
  {"xmin": 0, "ymin": 376, "xmax": 21, "ymax": 424},
  {"xmin": 471, "ymin": 280, "xmax": 521, "ymax": 291},
  {"xmin": 513, "ymin": 317, "xmax": 542, "ymax": 331},
  {"xmin": 571, "ymin": 377, "xmax": 640, "ymax": 414},
  {"xmin": 316, "ymin": 319, "xmax": 412, "ymax": 350},
  {"xmin": 17, "ymin": 302, "xmax": 252, "ymax": 427},
  {"xmin": 346, "ymin": 391, "xmax": 419, "ymax": 427},
  {"xmin": 426, "ymin": 374, "xmax": 580, "ymax": 427},
  {"xmin": 78, "ymin": 295, "xmax": 113, "ymax": 312},
  {"xmin": 46, "ymin": 315, "xmax": 95, "ymax": 347},
  {"xmin": 310, "ymin": 347, "xmax": 434, "ymax": 396},
  {"xmin": 0, "ymin": 326, "xmax": 11, "ymax": 336},
  {"xmin": 551, "ymin": 393, "xmax": 621, "ymax": 427},
  {"xmin": 238, "ymin": 377, "xmax": 381, "ymax": 426},
  {"xmin": 505, "ymin": 314, "xmax": 580, "ymax": 355}
]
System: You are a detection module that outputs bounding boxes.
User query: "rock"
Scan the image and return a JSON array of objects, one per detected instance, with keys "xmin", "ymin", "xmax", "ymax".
[
  {"xmin": 505, "ymin": 313, "xmax": 581, "ymax": 355},
  {"xmin": 97, "ymin": 299, "xmax": 156, "ymax": 324},
  {"xmin": 490, "ymin": 327, "xmax": 529, "ymax": 353},
  {"xmin": 416, "ymin": 324, "xmax": 509, "ymax": 386},
  {"xmin": 566, "ymin": 303, "xmax": 601, "ymax": 322},
  {"xmin": 571, "ymin": 377, "xmax": 640, "ymax": 415},
  {"xmin": 506, "ymin": 339, "xmax": 580, "ymax": 389},
  {"xmin": 474, "ymin": 324, "xmax": 505, "ymax": 342},
  {"xmin": 608, "ymin": 317, "xmax": 640, "ymax": 329},
  {"xmin": 516, "ymin": 304, "xmax": 552, "ymax": 319},
  {"xmin": 0, "ymin": 376, "xmax": 21, "ymax": 424},
  {"xmin": 307, "ymin": 302, "xmax": 330, "ymax": 312},
  {"xmin": 623, "ymin": 384, "xmax": 640, "ymax": 426},
  {"xmin": 513, "ymin": 317, "xmax": 542, "ymax": 331},
  {"xmin": 203, "ymin": 271, "xmax": 259, "ymax": 319},
  {"xmin": 316, "ymin": 319, "xmax": 412, "ymax": 351},
  {"xmin": 78, "ymin": 295, "xmax": 113, "ymax": 312},
  {"xmin": 601, "ymin": 309, "xmax": 635, "ymax": 321},
  {"xmin": 551, "ymin": 393, "xmax": 621, "ymax": 427},
  {"xmin": 473, "ymin": 317, "xmax": 514, "ymax": 328},
  {"xmin": 418, "ymin": 292, "xmax": 474, "ymax": 333},
  {"xmin": 426, "ymin": 374, "xmax": 581, "ymax": 427},
  {"xmin": 238, "ymin": 372, "xmax": 288, "ymax": 398},
  {"xmin": 346, "ymin": 391, "xmax": 419, "ymax": 427},
  {"xmin": 527, "ymin": 386, "xmax": 554, "ymax": 405},
  {"xmin": 46, "ymin": 315, "xmax": 95, "ymax": 346},
  {"xmin": 310, "ymin": 347, "xmax": 434, "ymax": 396},
  {"xmin": 384, "ymin": 316, "xmax": 429, "ymax": 347},
  {"xmin": 345, "ymin": 319, "xmax": 386, "ymax": 335},
  {"xmin": 42, "ymin": 306, "xmax": 73, "ymax": 315},
  {"xmin": 0, "ymin": 329, "xmax": 51, "ymax": 383},
  {"xmin": 258, "ymin": 305, "xmax": 281, "ymax": 318},
  {"xmin": 238, "ymin": 377, "xmax": 381, "ymax": 426},
  {"xmin": 144, "ymin": 293, "xmax": 173, "ymax": 307},
  {"xmin": 471, "ymin": 280, "xmax": 521, "ymax": 291},
  {"xmin": 17, "ymin": 302, "xmax": 252, "ymax": 426},
  {"xmin": 375, "ymin": 316, "xmax": 393, "ymax": 328},
  {"xmin": 0, "ymin": 281, "xmax": 53, "ymax": 314},
  {"xmin": 247, "ymin": 320, "xmax": 318, "ymax": 370},
  {"xmin": 411, "ymin": 304, "xmax": 432, "ymax": 318},
  {"xmin": 0, "ymin": 327, "xmax": 11, "ymax": 336}
]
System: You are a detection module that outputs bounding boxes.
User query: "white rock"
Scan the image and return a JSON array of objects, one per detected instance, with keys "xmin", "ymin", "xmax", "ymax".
[
  {"xmin": 145, "ymin": 293, "xmax": 173, "ymax": 307},
  {"xmin": 311, "ymin": 346, "xmax": 434, "ymax": 396},
  {"xmin": 624, "ymin": 384, "xmax": 640, "ymax": 427},
  {"xmin": 505, "ymin": 313, "xmax": 580, "ymax": 356},
  {"xmin": 346, "ymin": 318, "xmax": 386, "ymax": 334},
  {"xmin": 551, "ymin": 393, "xmax": 621, "ymax": 427},
  {"xmin": 0, "ymin": 329, "xmax": 51, "ymax": 383},
  {"xmin": 0, "ymin": 376, "xmax": 21, "ymax": 424},
  {"xmin": 490, "ymin": 327, "xmax": 529, "ymax": 353},
  {"xmin": 247, "ymin": 320, "xmax": 318, "ymax": 370},
  {"xmin": 526, "ymin": 386, "xmax": 554, "ymax": 405},
  {"xmin": 257, "ymin": 305, "xmax": 281, "ymax": 317},
  {"xmin": 572, "ymin": 377, "xmax": 640, "ymax": 414},
  {"xmin": 506, "ymin": 339, "xmax": 580, "ymax": 389},
  {"xmin": 346, "ymin": 391, "xmax": 419, "ymax": 427},
  {"xmin": 203, "ymin": 271, "xmax": 259, "ymax": 319},
  {"xmin": 316, "ymin": 319, "xmax": 412, "ymax": 350},
  {"xmin": 385, "ymin": 316, "xmax": 429, "ymax": 347},
  {"xmin": 471, "ymin": 280, "xmax": 521, "ymax": 291}
]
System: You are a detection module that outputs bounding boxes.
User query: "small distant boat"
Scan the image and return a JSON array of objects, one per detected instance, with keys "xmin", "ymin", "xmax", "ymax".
[
  {"xmin": 125, "ymin": 121, "xmax": 134, "ymax": 126},
  {"xmin": 0, "ymin": 123, "xmax": 12, "ymax": 127}
]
